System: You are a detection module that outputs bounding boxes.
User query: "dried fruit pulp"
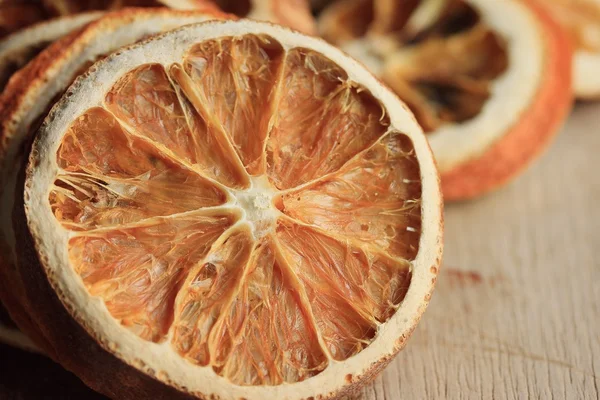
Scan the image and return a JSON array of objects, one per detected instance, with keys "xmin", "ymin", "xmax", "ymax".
[
  {"xmin": 321, "ymin": 0, "xmax": 509, "ymax": 134},
  {"xmin": 49, "ymin": 34, "xmax": 422, "ymax": 386}
]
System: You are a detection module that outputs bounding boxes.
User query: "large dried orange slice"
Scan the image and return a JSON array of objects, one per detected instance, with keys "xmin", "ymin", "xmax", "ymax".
[
  {"xmin": 319, "ymin": 0, "xmax": 573, "ymax": 200},
  {"xmin": 17, "ymin": 19, "xmax": 442, "ymax": 399},
  {"xmin": 545, "ymin": 0, "xmax": 600, "ymax": 98},
  {"xmin": 0, "ymin": 7, "xmax": 228, "ymax": 353}
]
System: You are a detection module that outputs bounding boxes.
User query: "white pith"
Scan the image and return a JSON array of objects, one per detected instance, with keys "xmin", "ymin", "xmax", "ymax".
[
  {"xmin": 25, "ymin": 20, "xmax": 443, "ymax": 400},
  {"xmin": 230, "ymin": 175, "xmax": 279, "ymax": 240},
  {"xmin": 570, "ymin": 0, "xmax": 600, "ymax": 98},
  {"xmin": 332, "ymin": 0, "xmax": 546, "ymax": 172},
  {"xmin": 574, "ymin": 51, "xmax": 600, "ymax": 97}
]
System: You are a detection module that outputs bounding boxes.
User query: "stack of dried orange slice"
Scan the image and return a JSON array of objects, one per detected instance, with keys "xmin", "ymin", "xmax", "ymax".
[
  {"xmin": 0, "ymin": 0, "xmax": 230, "ymax": 354},
  {"xmin": 318, "ymin": 0, "xmax": 573, "ymax": 200},
  {"xmin": 0, "ymin": 2, "xmax": 445, "ymax": 398},
  {"xmin": 0, "ymin": 0, "xmax": 320, "ymax": 355}
]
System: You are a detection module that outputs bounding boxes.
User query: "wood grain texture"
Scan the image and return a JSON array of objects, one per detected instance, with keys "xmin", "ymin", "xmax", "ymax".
[{"xmin": 347, "ymin": 103, "xmax": 600, "ymax": 399}]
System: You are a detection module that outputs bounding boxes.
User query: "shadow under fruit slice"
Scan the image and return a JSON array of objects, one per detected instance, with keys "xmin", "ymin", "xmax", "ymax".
[
  {"xmin": 0, "ymin": 7, "xmax": 229, "ymax": 357},
  {"xmin": 319, "ymin": 0, "xmax": 573, "ymax": 200},
  {"xmin": 20, "ymin": 19, "xmax": 442, "ymax": 400}
]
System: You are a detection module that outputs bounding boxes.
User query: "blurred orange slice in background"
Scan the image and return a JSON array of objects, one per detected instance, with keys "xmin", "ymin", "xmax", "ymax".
[{"xmin": 319, "ymin": 0, "xmax": 573, "ymax": 200}]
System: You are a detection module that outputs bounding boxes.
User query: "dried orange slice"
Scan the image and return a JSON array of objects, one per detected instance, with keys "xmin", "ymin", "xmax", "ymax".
[
  {"xmin": 0, "ymin": 7, "xmax": 228, "ymax": 353},
  {"xmin": 0, "ymin": 0, "xmax": 196, "ymax": 38},
  {"xmin": 545, "ymin": 0, "xmax": 600, "ymax": 98},
  {"xmin": 319, "ymin": 0, "xmax": 573, "ymax": 200},
  {"xmin": 206, "ymin": 0, "xmax": 317, "ymax": 34},
  {"xmin": 0, "ymin": 12, "xmax": 100, "ymax": 91},
  {"xmin": 0, "ymin": 1, "xmax": 221, "ymax": 92},
  {"xmin": 18, "ymin": 19, "xmax": 442, "ymax": 398}
]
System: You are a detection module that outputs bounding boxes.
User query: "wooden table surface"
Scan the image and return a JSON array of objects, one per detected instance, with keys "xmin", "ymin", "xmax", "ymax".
[{"xmin": 0, "ymin": 104, "xmax": 598, "ymax": 399}]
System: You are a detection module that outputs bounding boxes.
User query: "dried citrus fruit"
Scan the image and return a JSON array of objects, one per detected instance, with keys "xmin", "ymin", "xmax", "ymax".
[
  {"xmin": 206, "ymin": 0, "xmax": 316, "ymax": 34},
  {"xmin": 0, "ymin": 7, "xmax": 228, "ymax": 354},
  {"xmin": 0, "ymin": 12, "xmax": 100, "ymax": 91},
  {"xmin": 17, "ymin": 19, "xmax": 442, "ymax": 399},
  {"xmin": 0, "ymin": 1, "xmax": 220, "ymax": 92},
  {"xmin": 545, "ymin": 0, "xmax": 600, "ymax": 98},
  {"xmin": 319, "ymin": 0, "xmax": 573, "ymax": 200},
  {"xmin": 0, "ymin": 0, "xmax": 194, "ymax": 38}
]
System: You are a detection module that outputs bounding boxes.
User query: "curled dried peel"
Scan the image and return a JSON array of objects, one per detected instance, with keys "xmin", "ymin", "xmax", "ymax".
[{"xmin": 44, "ymin": 32, "xmax": 423, "ymax": 387}]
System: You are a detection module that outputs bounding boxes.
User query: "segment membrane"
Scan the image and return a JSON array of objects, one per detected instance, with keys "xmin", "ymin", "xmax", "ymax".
[
  {"xmin": 105, "ymin": 64, "xmax": 247, "ymax": 188},
  {"xmin": 183, "ymin": 35, "xmax": 285, "ymax": 175},
  {"xmin": 279, "ymin": 132, "xmax": 422, "ymax": 261},
  {"xmin": 266, "ymin": 48, "xmax": 389, "ymax": 190},
  {"xmin": 69, "ymin": 213, "xmax": 235, "ymax": 343},
  {"xmin": 209, "ymin": 237, "xmax": 328, "ymax": 385},
  {"xmin": 172, "ymin": 228, "xmax": 254, "ymax": 366},
  {"xmin": 51, "ymin": 108, "xmax": 225, "ymax": 231},
  {"xmin": 276, "ymin": 220, "xmax": 412, "ymax": 361}
]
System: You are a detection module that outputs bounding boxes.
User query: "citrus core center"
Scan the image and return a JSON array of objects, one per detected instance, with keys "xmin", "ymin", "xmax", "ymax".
[{"xmin": 231, "ymin": 175, "xmax": 280, "ymax": 239}]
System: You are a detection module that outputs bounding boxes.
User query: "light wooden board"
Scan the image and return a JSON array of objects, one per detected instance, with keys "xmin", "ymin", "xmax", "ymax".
[{"xmin": 348, "ymin": 103, "xmax": 600, "ymax": 400}]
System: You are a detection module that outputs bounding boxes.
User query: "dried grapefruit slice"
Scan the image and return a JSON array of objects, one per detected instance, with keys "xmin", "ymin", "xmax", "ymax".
[
  {"xmin": 0, "ymin": 7, "xmax": 228, "ymax": 354},
  {"xmin": 19, "ymin": 20, "xmax": 442, "ymax": 399},
  {"xmin": 545, "ymin": 0, "xmax": 600, "ymax": 98},
  {"xmin": 319, "ymin": 0, "xmax": 573, "ymax": 200}
]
